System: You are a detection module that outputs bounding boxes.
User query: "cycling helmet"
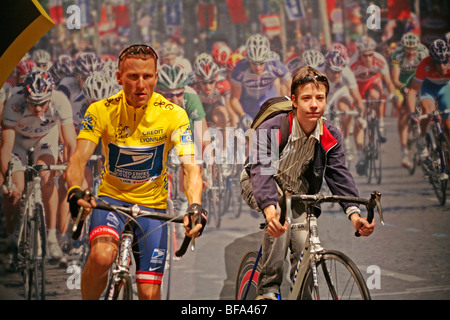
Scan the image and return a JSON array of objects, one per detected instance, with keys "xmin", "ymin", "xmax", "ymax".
[
  {"xmin": 226, "ymin": 53, "xmax": 244, "ymax": 71},
  {"xmin": 159, "ymin": 41, "xmax": 180, "ymax": 57},
  {"xmin": 328, "ymin": 42, "xmax": 349, "ymax": 61},
  {"xmin": 302, "ymin": 49, "xmax": 325, "ymax": 69},
  {"xmin": 193, "ymin": 53, "xmax": 220, "ymax": 81},
  {"xmin": 245, "ymin": 34, "xmax": 270, "ymax": 63},
  {"xmin": 75, "ymin": 52, "xmax": 104, "ymax": 77},
  {"xmin": 325, "ymin": 50, "xmax": 348, "ymax": 72},
  {"xmin": 16, "ymin": 59, "xmax": 37, "ymax": 75},
  {"xmin": 23, "ymin": 69, "xmax": 54, "ymax": 103},
  {"xmin": 102, "ymin": 59, "xmax": 118, "ymax": 81},
  {"xmin": 446, "ymin": 32, "xmax": 450, "ymax": 48},
  {"xmin": 212, "ymin": 43, "xmax": 232, "ymax": 66},
  {"xmin": 83, "ymin": 71, "xmax": 116, "ymax": 102},
  {"xmin": 156, "ymin": 64, "xmax": 189, "ymax": 90},
  {"xmin": 298, "ymin": 35, "xmax": 321, "ymax": 52},
  {"xmin": 401, "ymin": 32, "xmax": 420, "ymax": 49},
  {"xmin": 48, "ymin": 55, "xmax": 74, "ymax": 82},
  {"xmin": 429, "ymin": 39, "xmax": 450, "ymax": 63},
  {"xmin": 356, "ymin": 35, "xmax": 377, "ymax": 52},
  {"xmin": 32, "ymin": 49, "xmax": 51, "ymax": 65}
]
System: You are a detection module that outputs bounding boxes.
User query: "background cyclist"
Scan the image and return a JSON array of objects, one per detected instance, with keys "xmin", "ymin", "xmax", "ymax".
[
  {"xmin": 1, "ymin": 69, "xmax": 77, "ymax": 266},
  {"xmin": 319, "ymin": 44, "xmax": 365, "ymax": 166},
  {"xmin": 349, "ymin": 35, "xmax": 398, "ymax": 174},
  {"xmin": 407, "ymin": 39, "xmax": 450, "ymax": 164},
  {"xmin": 230, "ymin": 34, "xmax": 291, "ymax": 128},
  {"xmin": 391, "ymin": 32, "xmax": 429, "ymax": 170}
]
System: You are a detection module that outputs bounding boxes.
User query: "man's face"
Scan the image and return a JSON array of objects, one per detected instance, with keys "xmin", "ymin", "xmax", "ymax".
[
  {"xmin": 26, "ymin": 99, "xmax": 50, "ymax": 118},
  {"xmin": 404, "ymin": 47, "xmax": 417, "ymax": 60},
  {"xmin": 292, "ymin": 82, "xmax": 327, "ymax": 134},
  {"xmin": 360, "ymin": 50, "xmax": 375, "ymax": 68},
  {"xmin": 199, "ymin": 80, "xmax": 216, "ymax": 96},
  {"xmin": 117, "ymin": 58, "xmax": 158, "ymax": 108},
  {"xmin": 250, "ymin": 61, "xmax": 266, "ymax": 75},
  {"xmin": 435, "ymin": 59, "xmax": 449, "ymax": 76},
  {"xmin": 326, "ymin": 66, "xmax": 342, "ymax": 83}
]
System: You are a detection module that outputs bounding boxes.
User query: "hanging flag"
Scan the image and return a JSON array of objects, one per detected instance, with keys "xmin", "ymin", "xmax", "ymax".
[
  {"xmin": 114, "ymin": 3, "xmax": 130, "ymax": 28},
  {"xmin": 226, "ymin": 0, "xmax": 247, "ymax": 24},
  {"xmin": 284, "ymin": 0, "xmax": 305, "ymax": 21},
  {"xmin": 198, "ymin": 2, "xmax": 217, "ymax": 30},
  {"xmin": 165, "ymin": 0, "xmax": 182, "ymax": 27},
  {"xmin": 77, "ymin": 0, "xmax": 90, "ymax": 27},
  {"xmin": 1, "ymin": 0, "xmax": 54, "ymax": 86},
  {"xmin": 165, "ymin": 0, "xmax": 182, "ymax": 38},
  {"xmin": 49, "ymin": 0, "xmax": 64, "ymax": 24},
  {"xmin": 98, "ymin": 4, "xmax": 116, "ymax": 39},
  {"xmin": 260, "ymin": 14, "xmax": 281, "ymax": 39}
]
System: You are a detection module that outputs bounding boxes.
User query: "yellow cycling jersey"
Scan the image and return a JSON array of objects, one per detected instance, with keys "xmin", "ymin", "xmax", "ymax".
[{"xmin": 78, "ymin": 90, "xmax": 195, "ymax": 209}]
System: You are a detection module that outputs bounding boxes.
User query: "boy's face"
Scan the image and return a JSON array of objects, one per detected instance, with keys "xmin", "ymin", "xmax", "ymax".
[{"xmin": 292, "ymin": 82, "xmax": 327, "ymax": 135}]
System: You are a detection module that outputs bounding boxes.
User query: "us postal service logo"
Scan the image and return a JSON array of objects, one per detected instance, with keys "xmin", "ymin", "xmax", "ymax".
[{"xmin": 107, "ymin": 143, "xmax": 165, "ymax": 184}]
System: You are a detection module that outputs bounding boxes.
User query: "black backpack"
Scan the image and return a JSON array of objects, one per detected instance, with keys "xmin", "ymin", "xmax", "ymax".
[
  {"xmin": 250, "ymin": 95, "xmax": 293, "ymax": 153},
  {"xmin": 240, "ymin": 96, "xmax": 294, "ymax": 213}
]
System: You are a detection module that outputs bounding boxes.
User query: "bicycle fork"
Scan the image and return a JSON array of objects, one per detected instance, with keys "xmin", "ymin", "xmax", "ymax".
[{"xmin": 106, "ymin": 231, "xmax": 133, "ymax": 300}]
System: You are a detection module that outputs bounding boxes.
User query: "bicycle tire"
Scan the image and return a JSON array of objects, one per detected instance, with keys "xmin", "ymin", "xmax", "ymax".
[
  {"xmin": 426, "ymin": 132, "xmax": 447, "ymax": 205},
  {"xmin": 372, "ymin": 133, "xmax": 382, "ymax": 185},
  {"xmin": 35, "ymin": 203, "xmax": 46, "ymax": 300},
  {"xmin": 235, "ymin": 250, "xmax": 262, "ymax": 300},
  {"xmin": 298, "ymin": 250, "xmax": 371, "ymax": 300},
  {"xmin": 208, "ymin": 163, "xmax": 222, "ymax": 228},
  {"xmin": 406, "ymin": 123, "xmax": 419, "ymax": 175},
  {"xmin": 20, "ymin": 204, "xmax": 33, "ymax": 300}
]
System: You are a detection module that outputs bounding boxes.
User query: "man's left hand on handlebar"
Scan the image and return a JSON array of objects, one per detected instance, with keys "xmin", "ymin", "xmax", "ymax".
[{"xmin": 184, "ymin": 203, "xmax": 207, "ymax": 238}]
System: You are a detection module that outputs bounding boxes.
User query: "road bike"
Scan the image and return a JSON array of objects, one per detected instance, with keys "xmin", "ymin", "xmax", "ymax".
[
  {"xmin": 72, "ymin": 195, "xmax": 194, "ymax": 300},
  {"xmin": 419, "ymin": 109, "xmax": 450, "ymax": 205},
  {"xmin": 5, "ymin": 147, "xmax": 67, "ymax": 300},
  {"xmin": 203, "ymin": 126, "xmax": 227, "ymax": 228},
  {"xmin": 362, "ymin": 94, "xmax": 386, "ymax": 184},
  {"xmin": 236, "ymin": 190, "xmax": 384, "ymax": 300}
]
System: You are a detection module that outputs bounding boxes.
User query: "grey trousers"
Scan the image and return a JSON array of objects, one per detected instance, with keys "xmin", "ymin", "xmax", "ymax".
[{"xmin": 257, "ymin": 209, "xmax": 309, "ymax": 296}]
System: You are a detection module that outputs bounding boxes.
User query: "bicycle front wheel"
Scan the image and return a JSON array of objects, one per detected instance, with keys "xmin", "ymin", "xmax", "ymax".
[
  {"xmin": 299, "ymin": 250, "xmax": 371, "ymax": 300},
  {"xmin": 105, "ymin": 274, "xmax": 133, "ymax": 300},
  {"xmin": 235, "ymin": 250, "xmax": 262, "ymax": 300}
]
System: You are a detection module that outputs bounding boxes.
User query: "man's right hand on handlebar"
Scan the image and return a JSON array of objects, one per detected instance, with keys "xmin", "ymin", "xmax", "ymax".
[
  {"xmin": 67, "ymin": 186, "xmax": 96, "ymax": 220},
  {"xmin": 184, "ymin": 203, "xmax": 207, "ymax": 238}
]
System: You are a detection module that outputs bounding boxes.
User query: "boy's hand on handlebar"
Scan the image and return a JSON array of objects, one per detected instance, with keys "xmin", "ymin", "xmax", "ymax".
[
  {"xmin": 184, "ymin": 203, "xmax": 207, "ymax": 238},
  {"xmin": 351, "ymin": 214, "xmax": 375, "ymax": 237},
  {"xmin": 264, "ymin": 205, "xmax": 289, "ymax": 238}
]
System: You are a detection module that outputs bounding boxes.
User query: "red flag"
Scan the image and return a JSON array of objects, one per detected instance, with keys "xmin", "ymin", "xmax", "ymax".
[
  {"xmin": 260, "ymin": 14, "xmax": 281, "ymax": 39},
  {"xmin": 226, "ymin": 0, "xmax": 247, "ymax": 24},
  {"xmin": 198, "ymin": 2, "xmax": 216, "ymax": 30},
  {"xmin": 49, "ymin": 0, "xmax": 64, "ymax": 25},
  {"xmin": 98, "ymin": 5, "xmax": 116, "ymax": 38},
  {"xmin": 114, "ymin": 4, "xmax": 130, "ymax": 28}
]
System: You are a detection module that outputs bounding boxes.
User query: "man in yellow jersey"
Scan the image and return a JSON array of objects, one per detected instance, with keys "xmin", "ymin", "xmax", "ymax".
[{"xmin": 65, "ymin": 44, "xmax": 205, "ymax": 300}]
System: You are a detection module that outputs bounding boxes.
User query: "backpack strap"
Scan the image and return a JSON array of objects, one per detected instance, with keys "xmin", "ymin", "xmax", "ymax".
[{"xmin": 278, "ymin": 111, "xmax": 293, "ymax": 153}]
